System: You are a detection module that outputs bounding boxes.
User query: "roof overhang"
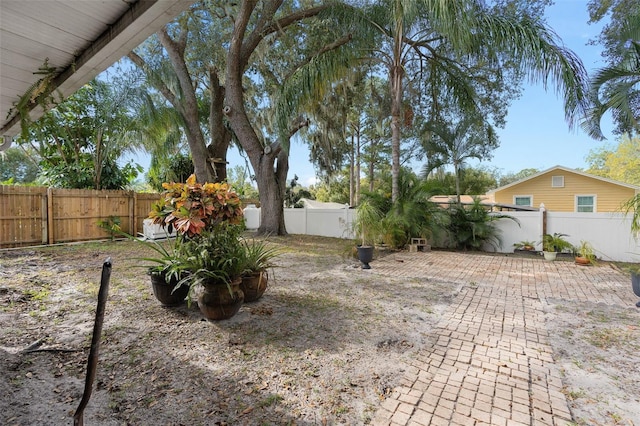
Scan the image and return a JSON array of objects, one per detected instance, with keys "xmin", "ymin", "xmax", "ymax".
[{"xmin": 1, "ymin": 0, "xmax": 194, "ymax": 146}]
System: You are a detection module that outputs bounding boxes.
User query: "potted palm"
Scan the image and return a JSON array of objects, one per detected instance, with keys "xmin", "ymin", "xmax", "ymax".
[
  {"xmin": 574, "ymin": 240, "xmax": 597, "ymax": 265},
  {"xmin": 353, "ymin": 199, "xmax": 383, "ymax": 269},
  {"xmin": 542, "ymin": 233, "xmax": 573, "ymax": 261},
  {"xmin": 239, "ymin": 238, "xmax": 281, "ymax": 302}
]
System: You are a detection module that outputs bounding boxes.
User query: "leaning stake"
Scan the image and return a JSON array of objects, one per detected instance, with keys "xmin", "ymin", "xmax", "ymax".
[{"xmin": 73, "ymin": 258, "xmax": 112, "ymax": 426}]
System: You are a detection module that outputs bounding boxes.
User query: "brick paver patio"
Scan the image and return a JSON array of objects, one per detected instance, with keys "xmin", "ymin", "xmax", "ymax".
[{"xmin": 368, "ymin": 251, "xmax": 634, "ymax": 425}]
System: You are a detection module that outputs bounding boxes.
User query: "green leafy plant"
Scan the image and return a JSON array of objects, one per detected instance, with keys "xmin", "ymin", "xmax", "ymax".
[
  {"xmin": 139, "ymin": 238, "xmax": 185, "ymax": 283},
  {"xmin": 177, "ymin": 224, "xmax": 247, "ymax": 300},
  {"xmin": 97, "ymin": 216, "xmax": 121, "ymax": 241},
  {"xmin": 241, "ymin": 238, "xmax": 282, "ymax": 274},
  {"xmin": 119, "ymin": 232, "xmax": 187, "ymax": 296},
  {"xmin": 542, "ymin": 233, "xmax": 573, "ymax": 253},
  {"xmin": 447, "ymin": 197, "xmax": 518, "ymax": 251},
  {"xmin": 513, "ymin": 240, "xmax": 536, "ymax": 251},
  {"xmin": 575, "ymin": 240, "xmax": 597, "ymax": 265},
  {"xmin": 377, "ymin": 172, "xmax": 449, "ymax": 249}
]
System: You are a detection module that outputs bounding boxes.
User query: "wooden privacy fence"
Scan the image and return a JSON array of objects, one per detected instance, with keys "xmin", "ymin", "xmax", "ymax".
[{"xmin": 0, "ymin": 185, "xmax": 162, "ymax": 248}]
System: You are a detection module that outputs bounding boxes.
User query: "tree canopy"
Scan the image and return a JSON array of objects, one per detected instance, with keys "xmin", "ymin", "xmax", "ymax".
[
  {"xmin": 585, "ymin": 134, "xmax": 640, "ymax": 184},
  {"xmin": 14, "ymin": 77, "xmax": 142, "ymax": 189}
]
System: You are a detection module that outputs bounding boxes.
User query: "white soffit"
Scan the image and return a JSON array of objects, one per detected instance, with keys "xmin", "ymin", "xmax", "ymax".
[{"xmin": 1, "ymin": 0, "xmax": 194, "ymax": 138}]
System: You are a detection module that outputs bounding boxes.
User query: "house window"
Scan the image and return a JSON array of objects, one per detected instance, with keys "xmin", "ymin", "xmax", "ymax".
[
  {"xmin": 576, "ymin": 195, "xmax": 595, "ymax": 212},
  {"xmin": 551, "ymin": 176, "xmax": 564, "ymax": 187},
  {"xmin": 514, "ymin": 196, "xmax": 532, "ymax": 207}
]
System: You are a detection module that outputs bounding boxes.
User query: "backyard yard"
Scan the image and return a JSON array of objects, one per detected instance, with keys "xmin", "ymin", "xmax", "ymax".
[{"xmin": 1, "ymin": 235, "xmax": 639, "ymax": 425}]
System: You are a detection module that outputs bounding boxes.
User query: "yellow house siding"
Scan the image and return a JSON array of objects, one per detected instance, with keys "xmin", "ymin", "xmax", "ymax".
[{"xmin": 493, "ymin": 170, "xmax": 636, "ymax": 212}]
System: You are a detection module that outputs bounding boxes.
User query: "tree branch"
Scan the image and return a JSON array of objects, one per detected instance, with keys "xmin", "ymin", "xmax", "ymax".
[
  {"xmin": 284, "ymin": 33, "xmax": 353, "ymax": 82},
  {"xmin": 126, "ymin": 51, "xmax": 180, "ymax": 113},
  {"xmin": 241, "ymin": 4, "xmax": 329, "ymax": 70}
]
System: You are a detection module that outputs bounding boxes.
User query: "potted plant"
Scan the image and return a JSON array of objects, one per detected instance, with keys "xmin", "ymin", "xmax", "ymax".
[
  {"xmin": 513, "ymin": 240, "xmax": 537, "ymax": 252},
  {"xmin": 239, "ymin": 238, "xmax": 281, "ymax": 302},
  {"xmin": 631, "ymin": 268, "xmax": 640, "ymax": 307},
  {"xmin": 178, "ymin": 224, "xmax": 247, "ymax": 320},
  {"xmin": 542, "ymin": 233, "xmax": 573, "ymax": 261},
  {"xmin": 142, "ymin": 238, "xmax": 190, "ymax": 307},
  {"xmin": 148, "ymin": 174, "xmax": 246, "ymax": 320},
  {"xmin": 353, "ymin": 199, "xmax": 383, "ymax": 269},
  {"xmin": 119, "ymin": 230, "xmax": 189, "ymax": 307},
  {"xmin": 574, "ymin": 240, "xmax": 596, "ymax": 265},
  {"xmin": 148, "ymin": 174, "xmax": 244, "ymax": 237}
]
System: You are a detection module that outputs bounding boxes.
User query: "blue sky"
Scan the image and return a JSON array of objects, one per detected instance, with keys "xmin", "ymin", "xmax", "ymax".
[
  {"xmin": 479, "ymin": 0, "xmax": 615, "ymax": 176},
  {"xmin": 224, "ymin": 0, "xmax": 617, "ymax": 187}
]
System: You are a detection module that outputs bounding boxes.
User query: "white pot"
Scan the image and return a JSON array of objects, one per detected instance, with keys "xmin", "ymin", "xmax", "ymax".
[{"xmin": 543, "ymin": 251, "xmax": 557, "ymax": 261}]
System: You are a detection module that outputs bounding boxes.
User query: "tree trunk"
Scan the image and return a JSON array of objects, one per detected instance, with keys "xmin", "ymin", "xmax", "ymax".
[
  {"xmin": 349, "ymin": 133, "xmax": 355, "ymax": 206},
  {"xmin": 454, "ymin": 162, "xmax": 461, "ymax": 206},
  {"xmin": 157, "ymin": 28, "xmax": 215, "ymax": 183},
  {"xmin": 208, "ymin": 68, "xmax": 230, "ymax": 183},
  {"xmin": 224, "ymin": 0, "xmax": 288, "ymax": 235},
  {"xmin": 356, "ymin": 128, "xmax": 361, "ymax": 205},
  {"xmin": 369, "ymin": 140, "xmax": 375, "ymax": 192},
  {"xmin": 390, "ymin": 4, "xmax": 404, "ymax": 203},
  {"xmin": 390, "ymin": 64, "xmax": 403, "ymax": 203}
]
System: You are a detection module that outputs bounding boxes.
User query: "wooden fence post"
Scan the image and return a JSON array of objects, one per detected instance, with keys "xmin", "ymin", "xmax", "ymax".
[
  {"xmin": 47, "ymin": 187, "xmax": 54, "ymax": 245},
  {"xmin": 129, "ymin": 191, "xmax": 136, "ymax": 236},
  {"xmin": 41, "ymin": 191, "xmax": 48, "ymax": 245}
]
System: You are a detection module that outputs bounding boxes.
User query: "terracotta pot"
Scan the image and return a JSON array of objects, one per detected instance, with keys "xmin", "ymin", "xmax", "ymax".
[
  {"xmin": 240, "ymin": 270, "xmax": 268, "ymax": 303},
  {"xmin": 575, "ymin": 256, "xmax": 591, "ymax": 265},
  {"xmin": 197, "ymin": 278, "xmax": 244, "ymax": 320},
  {"xmin": 149, "ymin": 273, "xmax": 188, "ymax": 307}
]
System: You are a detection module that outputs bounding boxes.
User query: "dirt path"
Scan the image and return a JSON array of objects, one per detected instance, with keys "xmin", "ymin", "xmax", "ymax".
[{"xmin": 1, "ymin": 236, "xmax": 638, "ymax": 425}]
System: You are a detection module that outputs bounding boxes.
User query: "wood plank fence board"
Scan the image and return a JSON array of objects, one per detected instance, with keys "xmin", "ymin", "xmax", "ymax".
[
  {"xmin": 0, "ymin": 186, "xmax": 47, "ymax": 247},
  {"xmin": 0, "ymin": 185, "xmax": 161, "ymax": 248}
]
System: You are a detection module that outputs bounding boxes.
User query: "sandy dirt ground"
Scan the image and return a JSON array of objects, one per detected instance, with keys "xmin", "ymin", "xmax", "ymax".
[{"xmin": 1, "ymin": 235, "xmax": 638, "ymax": 425}]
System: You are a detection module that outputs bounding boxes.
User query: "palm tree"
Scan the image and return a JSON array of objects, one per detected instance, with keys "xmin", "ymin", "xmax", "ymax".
[
  {"xmin": 420, "ymin": 115, "xmax": 498, "ymax": 205},
  {"xmin": 582, "ymin": 13, "xmax": 640, "ymax": 140},
  {"xmin": 380, "ymin": 170, "xmax": 448, "ymax": 248},
  {"xmin": 331, "ymin": 0, "xmax": 588, "ymax": 202}
]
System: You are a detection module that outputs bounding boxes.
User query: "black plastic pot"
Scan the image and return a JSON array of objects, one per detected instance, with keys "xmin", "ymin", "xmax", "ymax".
[
  {"xmin": 357, "ymin": 246, "xmax": 374, "ymax": 269},
  {"xmin": 632, "ymin": 273, "xmax": 640, "ymax": 308}
]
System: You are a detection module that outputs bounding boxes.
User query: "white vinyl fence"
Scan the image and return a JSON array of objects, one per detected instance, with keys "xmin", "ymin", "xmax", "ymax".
[
  {"xmin": 244, "ymin": 205, "xmax": 356, "ymax": 240},
  {"xmin": 243, "ymin": 205, "xmax": 640, "ymax": 262},
  {"xmin": 491, "ymin": 207, "xmax": 640, "ymax": 262}
]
